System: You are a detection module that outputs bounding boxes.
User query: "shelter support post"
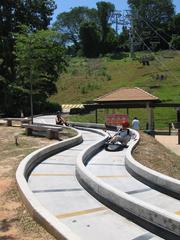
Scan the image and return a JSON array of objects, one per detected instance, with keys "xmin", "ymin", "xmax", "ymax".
[
  {"xmin": 178, "ymin": 130, "xmax": 180, "ymax": 144},
  {"xmin": 176, "ymin": 108, "xmax": 180, "ymax": 144},
  {"xmin": 176, "ymin": 108, "xmax": 180, "ymax": 122},
  {"xmin": 146, "ymin": 103, "xmax": 154, "ymax": 131}
]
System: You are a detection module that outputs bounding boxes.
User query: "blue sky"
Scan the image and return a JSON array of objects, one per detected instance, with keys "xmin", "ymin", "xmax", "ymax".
[{"xmin": 52, "ymin": 0, "xmax": 180, "ymax": 23}]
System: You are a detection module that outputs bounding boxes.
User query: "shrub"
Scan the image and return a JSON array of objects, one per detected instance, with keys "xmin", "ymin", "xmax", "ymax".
[{"xmin": 171, "ymin": 35, "xmax": 180, "ymax": 50}]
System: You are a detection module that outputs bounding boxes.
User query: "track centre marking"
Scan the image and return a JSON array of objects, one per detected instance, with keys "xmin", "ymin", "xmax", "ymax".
[{"xmin": 56, "ymin": 207, "xmax": 107, "ymax": 219}]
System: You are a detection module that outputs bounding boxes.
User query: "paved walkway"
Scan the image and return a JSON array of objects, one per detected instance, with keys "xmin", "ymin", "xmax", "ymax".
[{"xmin": 155, "ymin": 135, "xmax": 180, "ymax": 156}]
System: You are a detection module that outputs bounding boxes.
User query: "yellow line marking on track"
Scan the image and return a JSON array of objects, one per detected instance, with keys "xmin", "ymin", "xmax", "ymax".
[
  {"xmin": 56, "ymin": 207, "xmax": 107, "ymax": 219},
  {"xmin": 97, "ymin": 175, "xmax": 128, "ymax": 179},
  {"xmin": 175, "ymin": 211, "xmax": 180, "ymax": 215},
  {"xmin": 31, "ymin": 173, "xmax": 128, "ymax": 178},
  {"xmin": 31, "ymin": 173, "xmax": 73, "ymax": 177}
]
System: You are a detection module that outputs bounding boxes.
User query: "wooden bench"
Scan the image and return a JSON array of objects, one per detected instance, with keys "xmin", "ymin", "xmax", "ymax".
[
  {"xmin": 3, "ymin": 118, "xmax": 31, "ymax": 127},
  {"xmin": 23, "ymin": 124, "xmax": 63, "ymax": 140}
]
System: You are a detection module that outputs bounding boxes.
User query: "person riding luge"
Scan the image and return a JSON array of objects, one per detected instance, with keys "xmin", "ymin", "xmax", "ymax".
[
  {"xmin": 107, "ymin": 120, "xmax": 135, "ymax": 149},
  {"xmin": 55, "ymin": 111, "xmax": 69, "ymax": 126}
]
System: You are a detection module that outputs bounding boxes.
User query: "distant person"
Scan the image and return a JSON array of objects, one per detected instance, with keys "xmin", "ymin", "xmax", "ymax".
[
  {"xmin": 55, "ymin": 111, "xmax": 69, "ymax": 126},
  {"xmin": 160, "ymin": 74, "xmax": 164, "ymax": 80},
  {"xmin": 132, "ymin": 117, "xmax": 140, "ymax": 130}
]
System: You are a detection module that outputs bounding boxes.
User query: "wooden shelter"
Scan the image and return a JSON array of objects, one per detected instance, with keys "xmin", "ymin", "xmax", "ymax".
[{"xmin": 93, "ymin": 87, "xmax": 161, "ymax": 131}]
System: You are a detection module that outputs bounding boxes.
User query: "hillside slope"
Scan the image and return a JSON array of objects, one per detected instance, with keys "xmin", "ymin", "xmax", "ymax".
[{"xmin": 50, "ymin": 51, "xmax": 180, "ymax": 128}]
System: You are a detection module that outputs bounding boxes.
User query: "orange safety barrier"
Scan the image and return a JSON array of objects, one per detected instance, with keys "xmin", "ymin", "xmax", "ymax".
[{"xmin": 105, "ymin": 114, "xmax": 128, "ymax": 126}]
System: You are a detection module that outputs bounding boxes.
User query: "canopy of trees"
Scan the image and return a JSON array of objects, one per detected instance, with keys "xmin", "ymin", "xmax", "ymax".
[
  {"xmin": 0, "ymin": 0, "xmax": 68, "ymax": 116},
  {"xmin": 14, "ymin": 29, "xmax": 67, "ymax": 116},
  {"xmin": 0, "ymin": 0, "xmax": 56, "ymax": 82},
  {"xmin": 171, "ymin": 13, "xmax": 180, "ymax": 35},
  {"xmin": 80, "ymin": 22, "xmax": 100, "ymax": 57},
  {"xmin": 53, "ymin": 7, "xmax": 98, "ymax": 50},
  {"xmin": 128, "ymin": 0, "xmax": 175, "ymax": 49},
  {"xmin": 54, "ymin": 2, "xmax": 118, "ymax": 56},
  {"xmin": 53, "ymin": 0, "xmax": 180, "ymax": 56}
]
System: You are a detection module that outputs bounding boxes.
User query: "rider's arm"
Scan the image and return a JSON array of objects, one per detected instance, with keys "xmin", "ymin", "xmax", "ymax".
[
  {"xmin": 130, "ymin": 130, "xmax": 137, "ymax": 140},
  {"xmin": 55, "ymin": 116, "xmax": 59, "ymax": 123}
]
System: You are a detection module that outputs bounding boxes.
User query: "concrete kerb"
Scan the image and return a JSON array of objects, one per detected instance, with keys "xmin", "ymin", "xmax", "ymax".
[
  {"xmin": 72, "ymin": 124, "xmax": 180, "ymax": 198},
  {"xmin": 76, "ymin": 128, "xmax": 180, "ymax": 237},
  {"xmin": 16, "ymin": 127, "xmax": 82, "ymax": 240},
  {"xmin": 125, "ymin": 131, "xmax": 180, "ymax": 199},
  {"xmin": 70, "ymin": 121, "xmax": 106, "ymax": 130}
]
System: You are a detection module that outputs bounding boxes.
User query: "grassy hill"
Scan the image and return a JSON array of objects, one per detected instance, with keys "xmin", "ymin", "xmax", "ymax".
[{"xmin": 50, "ymin": 50, "xmax": 180, "ymax": 129}]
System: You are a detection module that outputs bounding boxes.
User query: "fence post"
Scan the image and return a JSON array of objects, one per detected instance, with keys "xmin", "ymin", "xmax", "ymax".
[
  {"xmin": 178, "ymin": 129, "xmax": 180, "ymax": 144},
  {"xmin": 168, "ymin": 123, "xmax": 171, "ymax": 135}
]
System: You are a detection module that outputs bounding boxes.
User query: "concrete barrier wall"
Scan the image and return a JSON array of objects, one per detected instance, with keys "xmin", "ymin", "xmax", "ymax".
[
  {"xmin": 16, "ymin": 128, "xmax": 83, "ymax": 240},
  {"xmin": 76, "ymin": 129, "xmax": 180, "ymax": 237},
  {"xmin": 125, "ymin": 131, "xmax": 180, "ymax": 199},
  {"xmin": 70, "ymin": 121, "xmax": 105, "ymax": 130}
]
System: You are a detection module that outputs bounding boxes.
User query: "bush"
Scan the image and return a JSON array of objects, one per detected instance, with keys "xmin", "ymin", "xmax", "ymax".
[
  {"xmin": 69, "ymin": 107, "xmax": 93, "ymax": 115},
  {"xmin": 80, "ymin": 81, "xmax": 101, "ymax": 94},
  {"xmin": 33, "ymin": 101, "xmax": 61, "ymax": 115},
  {"xmin": 171, "ymin": 35, "xmax": 180, "ymax": 50}
]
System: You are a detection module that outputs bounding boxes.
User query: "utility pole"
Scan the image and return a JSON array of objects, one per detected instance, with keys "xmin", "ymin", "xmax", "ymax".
[
  {"xmin": 110, "ymin": 9, "xmax": 137, "ymax": 59},
  {"xmin": 110, "ymin": 10, "xmax": 122, "ymax": 33},
  {"xmin": 30, "ymin": 67, "xmax": 33, "ymax": 124},
  {"xmin": 29, "ymin": 39, "xmax": 34, "ymax": 124},
  {"xmin": 129, "ymin": 17, "xmax": 135, "ymax": 59}
]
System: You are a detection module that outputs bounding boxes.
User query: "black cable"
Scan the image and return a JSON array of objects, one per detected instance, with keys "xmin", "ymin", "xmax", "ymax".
[{"xmin": 134, "ymin": 28, "xmax": 178, "ymax": 81}]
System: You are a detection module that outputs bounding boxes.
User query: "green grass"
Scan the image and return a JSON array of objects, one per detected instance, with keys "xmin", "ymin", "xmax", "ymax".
[{"xmin": 50, "ymin": 51, "xmax": 180, "ymax": 129}]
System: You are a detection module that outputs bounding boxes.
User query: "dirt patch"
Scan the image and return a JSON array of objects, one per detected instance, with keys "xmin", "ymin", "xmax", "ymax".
[
  {"xmin": 133, "ymin": 132, "xmax": 180, "ymax": 180},
  {"xmin": 0, "ymin": 126, "xmax": 59, "ymax": 240}
]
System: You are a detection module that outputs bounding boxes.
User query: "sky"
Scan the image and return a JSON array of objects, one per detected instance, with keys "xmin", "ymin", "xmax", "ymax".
[{"xmin": 52, "ymin": 0, "xmax": 180, "ymax": 23}]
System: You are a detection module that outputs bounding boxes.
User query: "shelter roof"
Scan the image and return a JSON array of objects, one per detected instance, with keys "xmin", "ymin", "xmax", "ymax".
[{"xmin": 95, "ymin": 87, "xmax": 160, "ymax": 103}]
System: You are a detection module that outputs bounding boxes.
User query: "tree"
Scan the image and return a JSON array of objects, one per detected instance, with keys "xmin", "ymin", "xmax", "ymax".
[
  {"xmin": 80, "ymin": 22, "xmax": 100, "ymax": 58},
  {"xmin": 14, "ymin": 29, "xmax": 67, "ymax": 116},
  {"xmin": 128, "ymin": 0, "xmax": 175, "ymax": 49},
  {"xmin": 96, "ymin": 1, "xmax": 115, "ymax": 53},
  {"xmin": 119, "ymin": 26, "xmax": 130, "ymax": 51},
  {"xmin": 171, "ymin": 13, "xmax": 180, "ymax": 35},
  {"xmin": 53, "ymin": 7, "xmax": 98, "ymax": 50},
  {"xmin": 104, "ymin": 28, "xmax": 119, "ymax": 53},
  {"xmin": 0, "ymin": 0, "xmax": 56, "ymax": 115},
  {"xmin": 0, "ymin": 0, "xmax": 56, "ymax": 81},
  {"xmin": 0, "ymin": 74, "xmax": 7, "ymax": 114},
  {"xmin": 171, "ymin": 35, "xmax": 180, "ymax": 49}
]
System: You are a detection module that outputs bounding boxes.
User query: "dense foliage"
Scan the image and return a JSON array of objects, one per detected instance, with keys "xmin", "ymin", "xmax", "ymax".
[
  {"xmin": 128, "ymin": 0, "xmax": 175, "ymax": 50},
  {"xmin": 54, "ymin": 0, "xmax": 179, "ymax": 56},
  {"xmin": 80, "ymin": 22, "xmax": 100, "ymax": 58},
  {"xmin": 0, "ymin": 0, "xmax": 56, "ymax": 82},
  {"xmin": 54, "ymin": 2, "xmax": 118, "ymax": 56},
  {"xmin": 0, "ymin": 0, "xmax": 67, "ymax": 116},
  {"xmin": 15, "ymin": 29, "xmax": 67, "ymax": 116},
  {"xmin": 53, "ymin": 7, "xmax": 98, "ymax": 51}
]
